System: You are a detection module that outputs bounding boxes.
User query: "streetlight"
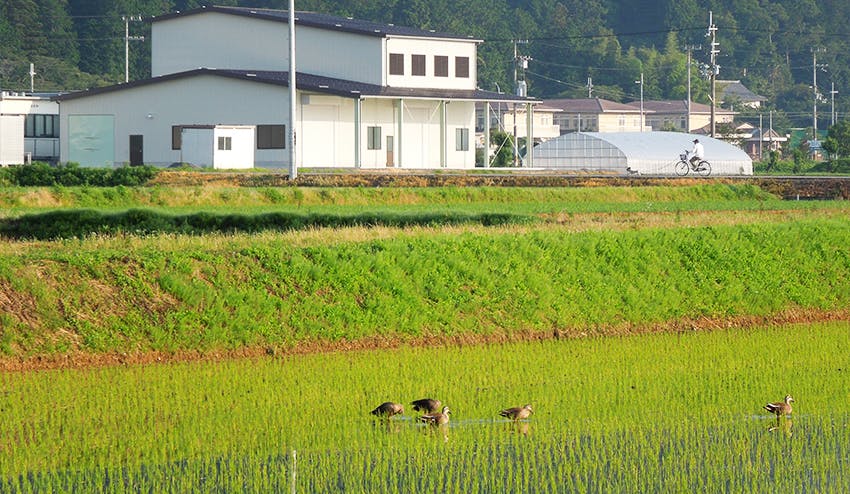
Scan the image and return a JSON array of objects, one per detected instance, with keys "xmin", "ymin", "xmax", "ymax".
[{"xmin": 635, "ymin": 72, "xmax": 644, "ymax": 132}]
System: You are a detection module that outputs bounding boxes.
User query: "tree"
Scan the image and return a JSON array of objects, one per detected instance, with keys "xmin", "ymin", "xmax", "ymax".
[{"xmin": 822, "ymin": 120, "xmax": 850, "ymax": 158}]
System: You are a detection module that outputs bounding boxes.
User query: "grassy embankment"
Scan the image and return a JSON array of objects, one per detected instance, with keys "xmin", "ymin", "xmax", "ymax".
[{"xmin": 1, "ymin": 184, "xmax": 849, "ymax": 363}]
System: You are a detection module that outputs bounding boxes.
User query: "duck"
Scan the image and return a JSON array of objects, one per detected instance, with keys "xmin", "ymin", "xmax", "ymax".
[
  {"xmin": 419, "ymin": 406, "xmax": 451, "ymax": 426},
  {"xmin": 411, "ymin": 398, "xmax": 442, "ymax": 414},
  {"xmin": 370, "ymin": 402, "xmax": 404, "ymax": 418},
  {"xmin": 499, "ymin": 404, "xmax": 533, "ymax": 421},
  {"xmin": 763, "ymin": 395, "xmax": 794, "ymax": 417}
]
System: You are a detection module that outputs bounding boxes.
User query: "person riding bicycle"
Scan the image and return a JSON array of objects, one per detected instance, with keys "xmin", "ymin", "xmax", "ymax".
[{"xmin": 688, "ymin": 139, "xmax": 705, "ymax": 168}]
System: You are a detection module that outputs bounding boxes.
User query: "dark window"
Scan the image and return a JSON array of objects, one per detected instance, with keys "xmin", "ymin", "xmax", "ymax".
[
  {"xmin": 217, "ymin": 136, "xmax": 232, "ymax": 151},
  {"xmin": 172, "ymin": 125, "xmax": 182, "ymax": 149},
  {"xmin": 389, "ymin": 53, "xmax": 404, "ymax": 75},
  {"xmin": 367, "ymin": 126, "xmax": 381, "ymax": 150},
  {"xmin": 455, "ymin": 128, "xmax": 469, "ymax": 151},
  {"xmin": 455, "ymin": 57, "xmax": 469, "ymax": 78},
  {"xmin": 257, "ymin": 124, "xmax": 286, "ymax": 149},
  {"xmin": 412, "ymin": 54, "xmax": 426, "ymax": 76},
  {"xmin": 24, "ymin": 114, "xmax": 58, "ymax": 138},
  {"xmin": 435, "ymin": 56, "xmax": 448, "ymax": 77}
]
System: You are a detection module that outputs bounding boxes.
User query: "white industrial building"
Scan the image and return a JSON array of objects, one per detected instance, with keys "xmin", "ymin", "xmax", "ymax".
[
  {"xmin": 0, "ymin": 91, "xmax": 59, "ymax": 166},
  {"xmin": 531, "ymin": 132, "xmax": 753, "ymax": 176},
  {"xmin": 56, "ymin": 6, "xmax": 536, "ymax": 170}
]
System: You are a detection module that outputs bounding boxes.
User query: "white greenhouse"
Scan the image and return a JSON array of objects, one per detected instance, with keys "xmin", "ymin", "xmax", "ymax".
[{"xmin": 530, "ymin": 132, "xmax": 753, "ymax": 176}]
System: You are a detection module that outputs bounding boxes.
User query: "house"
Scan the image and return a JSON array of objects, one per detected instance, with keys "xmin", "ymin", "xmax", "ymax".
[
  {"xmin": 628, "ymin": 100, "xmax": 735, "ymax": 133},
  {"xmin": 742, "ymin": 128, "xmax": 787, "ymax": 160},
  {"xmin": 498, "ymin": 104, "xmax": 561, "ymax": 141},
  {"xmin": 542, "ymin": 98, "xmax": 645, "ymax": 134},
  {"xmin": 0, "ymin": 91, "xmax": 59, "ymax": 166},
  {"xmin": 56, "ymin": 6, "xmax": 536, "ymax": 169},
  {"xmin": 717, "ymin": 80, "xmax": 766, "ymax": 109}
]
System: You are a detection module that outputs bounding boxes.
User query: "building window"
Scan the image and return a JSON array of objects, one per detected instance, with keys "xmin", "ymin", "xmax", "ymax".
[
  {"xmin": 455, "ymin": 57, "xmax": 469, "ymax": 78},
  {"xmin": 435, "ymin": 56, "xmax": 448, "ymax": 77},
  {"xmin": 412, "ymin": 54, "xmax": 426, "ymax": 76},
  {"xmin": 24, "ymin": 114, "xmax": 58, "ymax": 138},
  {"xmin": 389, "ymin": 53, "xmax": 404, "ymax": 75},
  {"xmin": 257, "ymin": 124, "xmax": 286, "ymax": 149},
  {"xmin": 455, "ymin": 128, "xmax": 469, "ymax": 151},
  {"xmin": 218, "ymin": 136, "xmax": 232, "ymax": 150},
  {"xmin": 367, "ymin": 126, "xmax": 382, "ymax": 150}
]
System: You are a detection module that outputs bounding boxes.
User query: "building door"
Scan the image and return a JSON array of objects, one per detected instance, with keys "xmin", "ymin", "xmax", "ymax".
[
  {"xmin": 386, "ymin": 135, "xmax": 394, "ymax": 167},
  {"xmin": 129, "ymin": 135, "xmax": 143, "ymax": 166}
]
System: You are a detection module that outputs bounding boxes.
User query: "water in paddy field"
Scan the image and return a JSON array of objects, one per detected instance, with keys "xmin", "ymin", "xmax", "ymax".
[{"xmin": 1, "ymin": 323, "xmax": 848, "ymax": 492}]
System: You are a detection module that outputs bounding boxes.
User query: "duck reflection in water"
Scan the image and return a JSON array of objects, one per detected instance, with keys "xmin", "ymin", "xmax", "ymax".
[{"xmin": 767, "ymin": 418, "xmax": 792, "ymax": 437}]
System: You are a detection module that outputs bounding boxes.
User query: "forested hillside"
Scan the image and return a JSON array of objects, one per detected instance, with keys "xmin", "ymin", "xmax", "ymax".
[{"xmin": 1, "ymin": 0, "xmax": 847, "ymax": 130}]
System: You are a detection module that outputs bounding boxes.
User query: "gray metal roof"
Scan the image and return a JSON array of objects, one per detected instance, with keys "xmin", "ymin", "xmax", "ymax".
[
  {"xmin": 531, "ymin": 131, "xmax": 753, "ymax": 176},
  {"xmin": 55, "ymin": 68, "xmax": 538, "ymax": 104},
  {"xmin": 152, "ymin": 6, "xmax": 481, "ymax": 42}
]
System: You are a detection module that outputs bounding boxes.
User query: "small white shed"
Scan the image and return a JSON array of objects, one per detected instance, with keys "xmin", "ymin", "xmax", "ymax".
[
  {"xmin": 180, "ymin": 125, "xmax": 255, "ymax": 169},
  {"xmin": 0, "ymin": 115, "xmax": 25, "ymax": 166}
]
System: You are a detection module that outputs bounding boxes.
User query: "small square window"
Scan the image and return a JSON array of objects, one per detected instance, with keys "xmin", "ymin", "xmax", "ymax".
[
  {"xmin": 367, "ymin": 126, "xmax": 382, "ymax": 150},
  {"xmin": 389, "ymin": 53, "xmax": 404, "ymax": 75},
  {"xmin": 455, "ymin": 57, "xmax": 469, "ymax": 78},
  {"xmin": 455, "ymin": 128, "xmax": 469, "ymax": 151},
  {"xmin": 435, "ymin": 56, "xmax": 448, "ymax": 77},
  {"xmin": 412, "ymin": 55, "xmax": 426, "ymax": 76},
  {"xmin": 218, "ymin": 136, "xmax": 232, "ymax": 150}
]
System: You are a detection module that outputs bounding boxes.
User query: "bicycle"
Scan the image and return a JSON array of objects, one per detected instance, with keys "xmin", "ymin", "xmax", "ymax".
[{"xmin": 674, "ymin": 151, "xmax": 711, "ymax": 176}]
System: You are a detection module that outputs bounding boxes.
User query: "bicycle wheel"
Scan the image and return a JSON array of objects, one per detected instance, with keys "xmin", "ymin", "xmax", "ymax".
[
  {"xmin": 674, "ymin": 160, "xmax": 689, "ymax": 176},
  {"xmin": 696, "ymin": 160, "xmax": 711, "ymax": 176}
]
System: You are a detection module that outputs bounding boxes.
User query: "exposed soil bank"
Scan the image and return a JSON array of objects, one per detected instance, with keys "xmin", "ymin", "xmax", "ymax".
[
  {"xmin": 149, "ymin": 171, "xmax": 850, "ymax": 200},
  {"xmin": 2, "ymin": 308, "xmax": 846, "ymax": 373}
]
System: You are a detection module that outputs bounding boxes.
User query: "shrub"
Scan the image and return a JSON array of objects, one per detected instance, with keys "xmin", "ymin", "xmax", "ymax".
[{"xmin": 2, "ymin": 162, "xmax": 159, "ymax": 186}]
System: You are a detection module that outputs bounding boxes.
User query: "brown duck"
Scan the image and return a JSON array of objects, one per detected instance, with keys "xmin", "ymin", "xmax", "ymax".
[
  {"xmin": 419, "ymin": 406, "xmax": 451, "ymax": 426},
  {"xmin": 763, "ymin": 395, "xmax": 794, "ymax": 417},
  {"xmin": 499, "ymin": 404, "xmax": 533, "ymax": 421},
  {"xmin": 411, "ymin": 398, "xmax": 442, "ymax": 414},
  {"xmin": 370, "ymin": 402, "xmax": 404, "ymax": 418}
]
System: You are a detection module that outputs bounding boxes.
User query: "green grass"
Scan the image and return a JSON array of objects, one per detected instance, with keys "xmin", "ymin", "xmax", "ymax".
[
  {"xmin": 1, "ymin": 218, "xmax": 849, "ymax": 356},
  {"xmin": 1, "ymin": 322, "xmax": 847, "ymax": 491}
]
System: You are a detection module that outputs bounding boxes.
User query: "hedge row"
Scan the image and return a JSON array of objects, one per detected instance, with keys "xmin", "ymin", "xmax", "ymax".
[
  {"xmin": 0, "ymin": 162, "xmax": 159, "ymax": 186},
  {"xmin": 0, "ymin": 209, "xmax": 530, "ymax": 240}
]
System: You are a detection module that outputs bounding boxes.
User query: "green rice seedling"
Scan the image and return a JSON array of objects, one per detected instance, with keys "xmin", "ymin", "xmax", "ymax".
[{"xmin": 1, "ymin": 323, "xmax": 848, "ymax": 492}]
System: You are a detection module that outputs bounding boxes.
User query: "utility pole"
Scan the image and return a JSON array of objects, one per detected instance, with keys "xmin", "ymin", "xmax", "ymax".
[
  {"xmin": 830, "ymin": 82, "xmax": 838, "ymax": 127},
  {"xmin": 707, "ymin": 11, "xmax": 719, "ymax": 138},
  {"xmin": 288, "ymin": 0, "xmax": 297, "ymax": 179},
  {"xmin": 587, "ymin": 76, "xmax": 593, "ymax": 98},
  {"xmin": 811, "ymin": 47, "xmax": 826, "ymax": 139},
  {"xmin": 684, "ymin": 45, "xmax": 701, "ymax": 132},
  {"xmin": 512, "ymin": 39, "xmax": 529, "ymax": 167},
  {"xmin": 635, "ymin": 73, "xmax": 644, "ymax": 132},
  {"xmin": 28, "ymin": 63, "xmax": 35, "ymax": 92},
  {"xmin": 123, "ymin": 16, "xmax": 144, "ymax": 83}
]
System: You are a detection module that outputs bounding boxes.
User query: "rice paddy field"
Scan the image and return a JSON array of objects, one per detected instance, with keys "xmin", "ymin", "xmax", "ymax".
[
  {"xmin": 1, "ymin": 182, "xmax": 849, "ymax": 491},
  {"xmin": 1, "ymin": 322, "xmax": 848, "ymax": 492}
]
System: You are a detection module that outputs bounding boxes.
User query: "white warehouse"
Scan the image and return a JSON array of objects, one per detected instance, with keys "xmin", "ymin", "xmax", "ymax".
[{"xmin": 56, "ymin": 6, "xmax": 536, "ymax": 170}]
